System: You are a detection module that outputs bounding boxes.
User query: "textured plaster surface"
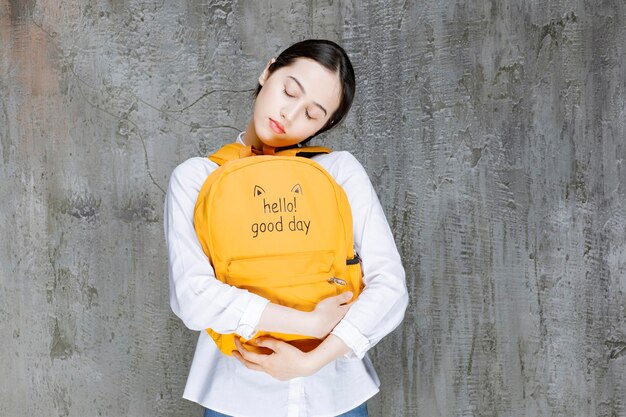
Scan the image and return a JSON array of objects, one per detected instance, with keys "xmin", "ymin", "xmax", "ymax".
[{"xmin": 0, "ymin": 0, "xmax": 624, "ymax": 416}]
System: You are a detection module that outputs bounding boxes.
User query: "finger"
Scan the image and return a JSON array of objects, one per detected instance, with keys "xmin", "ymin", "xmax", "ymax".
[
  {"xmin": 339, "ymin": 291, "xmax": 353, "ymax": 304},
  {"xmin": 255, "ymin": 337, "xmax": 287, "ymax": 352},
  {"xmin": 232, "ymin": 349, "xmax": 244, "ymax": 362},
  {"xmin": 338, "ymin": 305, "xmax": 351, "ymax": 317},
  {"xmin": 232, "ymin": 350, "xmax": 265, "ymax": 372},
  {"xmin": 233, "ymin": 338, "xmax": 257, "ymax": 362},
  {"xmin": 333, "ymin": 291, "xmax": 352, "ymax": 305},
  {"xmin": 232, "ymin": 350, "xmax": 263, "ymax": 371},
  {"xmin": 322, "ymin": 291, "xmax": 352, "ymax": 302},
  {"xmin": 234, "ymin": 337, "xmax": 271, "ymax": 364}
]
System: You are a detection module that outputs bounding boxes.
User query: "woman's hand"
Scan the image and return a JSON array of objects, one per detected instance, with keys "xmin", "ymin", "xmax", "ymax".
[
  {"xmin": 307, "ymin": 291, "xmax": 353, "ymax": 339},
  {"xmin": 232, "ymin": 337, "xmax": 318, "ymax": 381},
  {"xmin": 232, "ymin": 334, "xmax": 353, "ymax": 381}
]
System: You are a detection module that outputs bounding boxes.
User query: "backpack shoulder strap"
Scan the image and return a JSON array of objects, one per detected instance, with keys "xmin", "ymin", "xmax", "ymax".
[
  {"xmin": 208, "ymin": 142, "xmax": 332, "ymax": 165},
  {"xmin": 275, "ymin": 146, "xmax": 332, "ymax": 157},
  {"xmin": 208, "ymin": 143, "xmax": 256, "ymax": 166}
]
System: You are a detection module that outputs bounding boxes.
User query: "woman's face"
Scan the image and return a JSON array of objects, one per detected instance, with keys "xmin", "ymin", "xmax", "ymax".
[{"xmin": 253, "ymin": 57, "xmax": 342, "ymax": 148}]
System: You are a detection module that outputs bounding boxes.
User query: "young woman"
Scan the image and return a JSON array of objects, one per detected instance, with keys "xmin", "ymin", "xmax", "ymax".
[{"xmin": 164, "ymin": 39, "xmax": 408, "ymax": 417}]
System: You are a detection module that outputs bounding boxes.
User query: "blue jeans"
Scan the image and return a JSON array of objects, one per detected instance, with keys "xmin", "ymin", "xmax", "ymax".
[{"xmin": 203, "ymin": 401, "xmax": 368, "ymax": 417}]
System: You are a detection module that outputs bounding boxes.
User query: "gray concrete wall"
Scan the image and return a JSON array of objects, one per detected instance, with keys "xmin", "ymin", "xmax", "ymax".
[{"xmin": 1, "ymin": 0, "xmax": 624, "ymax": 416}]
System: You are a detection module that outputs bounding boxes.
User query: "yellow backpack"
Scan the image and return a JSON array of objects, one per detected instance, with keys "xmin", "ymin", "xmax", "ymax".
[{"xmin": 194, "ymin": 142, "xmax": 363, "ymax": 356}]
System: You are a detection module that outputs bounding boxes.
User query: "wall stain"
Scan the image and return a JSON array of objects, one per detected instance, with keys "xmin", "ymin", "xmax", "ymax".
[
  {"xmin": 53, "ymin": 193, "xmax": 102, "ymax": 223},
  {"xmin": 50, "ymin": 318, "xmax": 75, "ymax": 360},
  {"xmin": 565, "ymin": 160, "xmax": 588, "ymax": 203},
  {"xmin": 518, "ymin": 337, "xmax": 527, "ymax": 400},
  {"xmin": 46, "ymin": 265, "xmax": 71, "ymax": 304},
  {"xmin": 1, "ymin": 96, "xmax": 11, "ymax": 165},
  {"xmin": 467, "ymin": 322, "xmax": 477, "ymax": 375},
  {"xmin": 8, "ymin": 0, "xmax": 35, "ymax": 23},
  {"xmin": 534, "ymin": 12, "xmax": 578, "ymax": 52},
  {"xmin": 606, "ymin": 339, "xmax": 626, "ymax": 360},
  {"xmin": 81, "ymin": 281, "xmax": 99, "ymax": 308},
  {"xmin": 47, "ymin": 249, "xmax": 98, "ymax": 309},
  {"xmin": 52, "ymin": 386, "xmax": 71, "ymax": 417},
  {"xmin": 117, "ymin": 192, "xmax": 159, "ymax": 223},
  {"xmin": 495, "ymin": 62, "xmax": 524, "ymax": 86},
  {"xmin": 471, "ymin": 147, "xmax": 483, "ymax": 168}
]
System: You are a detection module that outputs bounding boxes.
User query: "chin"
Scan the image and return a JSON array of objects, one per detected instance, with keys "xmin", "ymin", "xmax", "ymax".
[
  {"xmin": 256, "ymin": 127, "xmax": 291, "ymax": 147},
  {"xmin": 256, "ymin": 132, "xmax": 280, "ymax": 147}
]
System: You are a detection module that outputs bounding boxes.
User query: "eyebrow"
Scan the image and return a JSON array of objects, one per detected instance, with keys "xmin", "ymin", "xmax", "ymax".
[{"xmin": 288, "ymin": 76, "xmax": 328, "ymax": 117}]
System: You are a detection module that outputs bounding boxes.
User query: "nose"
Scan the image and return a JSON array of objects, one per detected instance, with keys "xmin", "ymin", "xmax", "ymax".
[{"xmin": 280, "ymin": 103, "xmax": 301, "ymax": 123}]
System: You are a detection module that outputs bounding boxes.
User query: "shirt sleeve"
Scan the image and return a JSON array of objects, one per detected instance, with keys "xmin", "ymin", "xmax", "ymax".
[
  {"xmin": 163, "ymin": 157, "xmax": 269, "ymax": 338},
  {"xmin": 328, "ymin": 152, "xmax": 409, "ymax": 359}
]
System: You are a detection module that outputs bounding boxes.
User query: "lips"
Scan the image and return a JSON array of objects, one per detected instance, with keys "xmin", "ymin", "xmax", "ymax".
[{"xmin": 269, "ymin": 118, "xmax": 285, "ymax": 134}]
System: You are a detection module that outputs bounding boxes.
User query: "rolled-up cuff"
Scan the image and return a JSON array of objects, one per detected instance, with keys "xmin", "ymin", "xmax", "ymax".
[
  {"xmin": 236, "ymin": 294, "xmax": 270, "ymax": 340},
  {"xmin": 331, "ymin": 319, "xmax": 371, "ymax": 359}
]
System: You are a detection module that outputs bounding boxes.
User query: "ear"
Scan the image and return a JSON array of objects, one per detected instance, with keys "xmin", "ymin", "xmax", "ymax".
[
  {"xmin": 291, "ymin": 184, "xmax": 302, "ymax": 194},
  {"xmin": 253, "ymin": 185, "xmax": 266, "ymax": 197},
  {"xmin": 258, "ymin": 58, "xmax": 276, "ymax": 86}
]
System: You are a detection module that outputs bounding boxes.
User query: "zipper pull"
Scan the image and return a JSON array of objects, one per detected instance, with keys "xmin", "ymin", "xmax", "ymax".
[{"xmin": 327, "ymin": 277, "xmax": 347, "ymax": 286}]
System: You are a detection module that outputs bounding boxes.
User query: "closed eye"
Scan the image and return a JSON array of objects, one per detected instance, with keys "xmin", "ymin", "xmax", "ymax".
[
  {"xmin": 283, "ymin": 88, "xmax": 314, "ymax": 120},
  {"xmin": 284, "ymin": 86, "xmax": 316, "ymax": 120}
]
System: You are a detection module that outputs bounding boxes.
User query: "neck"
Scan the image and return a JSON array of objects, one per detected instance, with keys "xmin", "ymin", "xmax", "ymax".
[{"xmin": 242, "ymin": 119, "xmax": 263, "ymax": 150}]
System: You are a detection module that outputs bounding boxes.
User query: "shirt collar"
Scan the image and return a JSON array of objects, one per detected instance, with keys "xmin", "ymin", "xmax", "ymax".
[{"xmin": 236, "ymin": 131, "xmax": 245, "ymax": 144}]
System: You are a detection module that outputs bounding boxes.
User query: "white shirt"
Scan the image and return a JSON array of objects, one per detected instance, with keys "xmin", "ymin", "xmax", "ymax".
[{"xmin": 164, "ymin": 132, "xmax": 409, "ymax": 417}]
